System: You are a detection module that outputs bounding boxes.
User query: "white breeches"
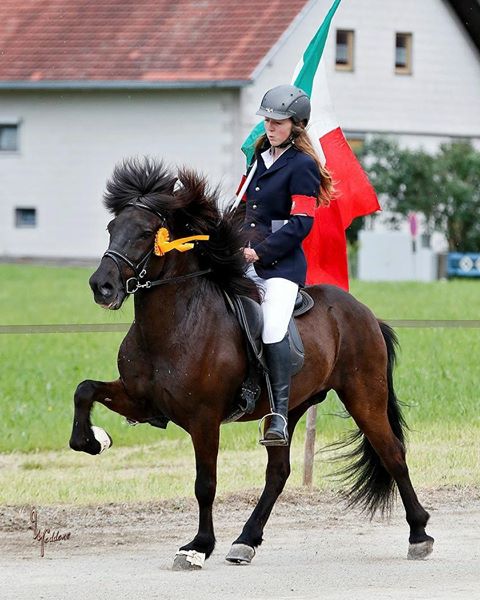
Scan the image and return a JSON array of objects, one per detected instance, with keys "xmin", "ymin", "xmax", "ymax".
[{"xmin": 246, "ymin": 265, "xmax": 298, "ymax": 344}]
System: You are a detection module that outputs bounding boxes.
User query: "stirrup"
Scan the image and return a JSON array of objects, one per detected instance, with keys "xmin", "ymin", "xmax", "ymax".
[{"xmin": 258, "ymin": 413, "xmax": 289, "ymax": 447}]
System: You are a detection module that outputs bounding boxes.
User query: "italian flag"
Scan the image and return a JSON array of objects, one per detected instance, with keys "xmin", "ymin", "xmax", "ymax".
[{"xmin": 242, "ymin": 0, "xmax": 380, "ymax": 291}]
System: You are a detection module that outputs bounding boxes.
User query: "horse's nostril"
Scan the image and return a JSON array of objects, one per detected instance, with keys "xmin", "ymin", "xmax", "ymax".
[{"xmin": 100, "ymin": 283, "xmax": 114, "ymax": 298}]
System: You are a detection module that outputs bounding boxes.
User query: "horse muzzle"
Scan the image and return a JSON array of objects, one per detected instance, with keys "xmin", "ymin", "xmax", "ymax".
[{"xmin": 89, "ymin": 261, "xmax": 126, "ymax": 310}]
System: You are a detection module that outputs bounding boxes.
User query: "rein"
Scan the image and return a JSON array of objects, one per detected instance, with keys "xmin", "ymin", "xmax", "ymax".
[
  {"xmin": 103, "ymin": 201, "xmax": 211, "ymax": 295},
  {"xmin": 125, "ymin": 268, "xmax": 212, "ymax": 294}
]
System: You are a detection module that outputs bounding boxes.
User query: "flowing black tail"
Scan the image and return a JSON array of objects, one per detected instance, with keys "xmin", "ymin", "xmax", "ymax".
[{"xmin": 333, "ymin": 321, "xmax": 407, "ymax": 516}]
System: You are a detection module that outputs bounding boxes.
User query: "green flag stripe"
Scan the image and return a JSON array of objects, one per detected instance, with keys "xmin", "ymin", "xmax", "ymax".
[
  {"xmin": 240, "ymin": 121, "xmax": 265, "ymax": 165},
  {"xmin": 294, "ymin": 0, "xmax": 342, "ymax": 96}
]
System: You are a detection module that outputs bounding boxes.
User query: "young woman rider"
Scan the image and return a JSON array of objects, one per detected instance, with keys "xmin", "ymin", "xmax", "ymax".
[{"xmin": 241, "ymin": 84, "xmax": 333, "ymax": 446}]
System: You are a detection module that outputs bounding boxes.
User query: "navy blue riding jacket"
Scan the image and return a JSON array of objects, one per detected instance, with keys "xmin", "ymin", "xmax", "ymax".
[{"xmin": 240, "ymin": 145, "xmax": 321, "ymax": 286}]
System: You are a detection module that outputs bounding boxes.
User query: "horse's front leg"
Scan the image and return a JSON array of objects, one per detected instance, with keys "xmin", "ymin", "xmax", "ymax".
[
  {"xmin": 69, "ymin": 378, "xmax": 140, "ymax": 455},
  {"xmin": 172, "ymin": 422, "xmax": 220, "ymax": 571},
  {"xmin": 226, "ymin": 404, "xmax": 307, "ymax": 564}
]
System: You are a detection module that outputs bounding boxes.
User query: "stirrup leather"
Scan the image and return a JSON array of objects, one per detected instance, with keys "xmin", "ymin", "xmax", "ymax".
[{"xmin": 258, "ymin": 413, "xmax": 289, "ymax": 447}]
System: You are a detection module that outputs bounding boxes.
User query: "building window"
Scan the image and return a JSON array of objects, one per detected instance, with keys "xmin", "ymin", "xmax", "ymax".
[
  {"xmin": 335, "ymin": 30, "xmax": 354, "ymax": 71},
  {"xmin": 395, "ymin": 33, "xmax": 413, "ymax": 74},
  {"xmin": 15, "ymin": 208, "xmax": 37, "ymax": 228},
  {"xmin": 0, "ymin": 124, "xmax": 19, "ymax": 152}
]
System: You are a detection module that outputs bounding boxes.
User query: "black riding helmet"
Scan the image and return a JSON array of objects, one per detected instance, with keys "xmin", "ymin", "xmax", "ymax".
[{"xmin": 256, "ymin": 84, "xmax": 311, "ymax": 125}]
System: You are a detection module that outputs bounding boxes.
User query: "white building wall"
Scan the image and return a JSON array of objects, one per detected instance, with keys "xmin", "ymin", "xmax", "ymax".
[
  {"xmin": 0, "ymin": 89, "xmax": 239, "ymax": 258},
  {"xmin": 327, "ymin": 0, "xmax": 480, "ymax": 140},
  {"xmin": 2, "ymin": 0, "xmax": 479, "ymax": 260},
  {"xmin": 240, "ymin": 0, "xmax": 480, "ymax": 153},
  {"xmin": 358, "ymin": 230, "xmax": 437, "ymax": 282}
]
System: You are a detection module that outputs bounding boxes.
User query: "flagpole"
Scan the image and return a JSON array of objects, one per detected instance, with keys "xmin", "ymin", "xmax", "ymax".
[{"xmin": 230, "ymin": 161, "xmax": 257, "ymax": 212}]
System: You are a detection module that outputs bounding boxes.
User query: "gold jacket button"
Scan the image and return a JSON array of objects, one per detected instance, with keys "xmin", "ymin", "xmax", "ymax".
[
  {"xmin": 252, "ymin": 204, "xmax": 257, "ymax": 209},
  {"xmin": 250, "ymin": 223, "xmax": 256, "ymax": 228},
  {"xmin": 255, "ymin": 186, "xmax": 260, "ymax": 191}
]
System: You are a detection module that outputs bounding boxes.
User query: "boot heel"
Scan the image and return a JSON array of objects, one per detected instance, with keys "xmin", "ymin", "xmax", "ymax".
[{"xmin": 258, "ymin": 413, "xmax": 289, "ymax": 446}]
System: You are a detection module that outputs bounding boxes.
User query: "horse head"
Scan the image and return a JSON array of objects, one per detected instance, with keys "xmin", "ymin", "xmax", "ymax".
[
  {"xmin": 89, "ymin": 158, "xmax": 177, "ymax": 309},
  {"xmin": 89, "ymin": 156, "xmax": 259, "ymax": 310}
]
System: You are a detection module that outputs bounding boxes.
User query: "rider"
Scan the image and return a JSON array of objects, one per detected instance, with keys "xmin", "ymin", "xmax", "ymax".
[{"xmin": 241, "ymin": 84, "xmax": 333, "ymax": 446}]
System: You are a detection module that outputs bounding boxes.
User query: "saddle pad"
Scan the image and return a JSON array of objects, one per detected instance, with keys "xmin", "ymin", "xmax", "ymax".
[{"xmin": 293, "ymin": 289, "xmax": 314, "ymax": 317}]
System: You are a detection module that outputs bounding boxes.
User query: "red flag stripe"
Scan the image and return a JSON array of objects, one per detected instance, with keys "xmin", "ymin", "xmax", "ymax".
[
  {"xmin": 303, "ymin": 200, "xmax": 349, "ymax": 290},
  {"xmin": 320, "ymin": 127, "xmax": 380, "ymax": 228}
]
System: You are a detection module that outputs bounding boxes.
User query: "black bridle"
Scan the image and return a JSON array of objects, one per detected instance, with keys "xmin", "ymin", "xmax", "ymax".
[{"xmin": 103, "ymin": 201, "xmax": 211, "ymax": 294}]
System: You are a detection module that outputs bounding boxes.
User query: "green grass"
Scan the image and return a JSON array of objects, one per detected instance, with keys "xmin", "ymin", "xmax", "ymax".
[
  {"xmin": 1, "ymin": 424, "xmax": 478, "ymax": 505},
  {"xmin": 0, "ymin": 265, "xmax": 479, "ymax": 504},
  {"xmin": 350, "ymin": 279, "xmax": 480, "ymax": 320}
]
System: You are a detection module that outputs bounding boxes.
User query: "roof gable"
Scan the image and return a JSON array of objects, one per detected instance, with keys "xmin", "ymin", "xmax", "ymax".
[
  {"xmin": 447, "ymin": 0, "xmax": 480, "ymax": 53},
  {"xmin": 0, "ymin": 0, "xmax": 310, "ymax": 85}
]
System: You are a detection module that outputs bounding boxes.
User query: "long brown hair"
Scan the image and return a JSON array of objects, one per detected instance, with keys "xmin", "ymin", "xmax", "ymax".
[{"xmin": 255, "ymin": 123, "xmax": 334, "ymax": 207}]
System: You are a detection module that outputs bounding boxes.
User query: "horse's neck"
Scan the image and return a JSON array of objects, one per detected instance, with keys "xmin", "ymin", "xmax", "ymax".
[{"xmin": 132, "ymin": 255, "xmax": 215, "ymax": 339}]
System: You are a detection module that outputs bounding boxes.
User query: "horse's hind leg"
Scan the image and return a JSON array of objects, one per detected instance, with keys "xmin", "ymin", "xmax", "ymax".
[
  {"xmin": 172, "ymin": 421, "xmax": 220, "ymax": 571},
  {"xmin": 225, "ymin": 402, "xmax": 308, "ymax": 564},
  {"xmin": 339, "ymin": 382, "xmax": 434, "ymax": 560},
  {"xmin": 69, "ymin": 378, "xmax": 140, "ymax": 455}
]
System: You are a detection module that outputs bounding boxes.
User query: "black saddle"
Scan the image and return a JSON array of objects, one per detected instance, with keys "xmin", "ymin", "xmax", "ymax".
[{"xmin": 223, "ymin": 290, "xmax": 314, "ymax": 422}]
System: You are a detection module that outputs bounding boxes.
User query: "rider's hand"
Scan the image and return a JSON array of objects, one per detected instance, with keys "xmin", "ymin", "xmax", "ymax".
[{"xmin": 243, "ymin": 248, "xmax": 259, "ymax": 263}]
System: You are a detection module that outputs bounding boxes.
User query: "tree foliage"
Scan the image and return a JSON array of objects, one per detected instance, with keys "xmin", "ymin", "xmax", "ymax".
[{"xmin": 357, "ymin": 137, "xmax": 480, "ymax": 251}]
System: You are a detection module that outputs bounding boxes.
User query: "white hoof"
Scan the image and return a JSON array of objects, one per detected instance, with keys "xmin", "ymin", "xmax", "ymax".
[
  {"xmin": 172, "ymin": 550, "xmax": 205, "ymax": 571},
  {"xmin": 91, "ymin": 426, "xmax": 112, "ymax": 454},
  {"xmin": 225, "ymin": 543, "xmax": 255, "ymax": 565},
  {"xmin": 407, "ymin": 539, "xmax": 434, "ymax": 560}
]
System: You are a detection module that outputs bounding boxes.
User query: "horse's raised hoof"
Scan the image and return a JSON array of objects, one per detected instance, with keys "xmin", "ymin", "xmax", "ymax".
[
  {"xmin": 172, "ymin": 550, "xmax": 205, "ymax": 571},
  {"xmin": 225, "ymin": 543, "xmax": 255, "ymax": 565},
  {"xmin": 407, "ymin": 538, "xmax": 434, "ymax": 560},
  {"xmin": 90, "ymin": 426, "xmax": 112, "ymax": 454},
  {"xmin": 69, "ymin": 426, "xmax": 112, "ymax": 455}
]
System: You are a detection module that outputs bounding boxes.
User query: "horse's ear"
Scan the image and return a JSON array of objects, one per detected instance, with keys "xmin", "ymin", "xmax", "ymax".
[{"xmin": 173, "ymin": 178, "xmax": 182, "ymax": 194}]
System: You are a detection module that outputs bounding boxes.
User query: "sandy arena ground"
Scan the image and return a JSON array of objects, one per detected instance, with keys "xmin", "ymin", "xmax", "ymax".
[{"xmin": 1, "ymin": 488, "xmax": 479, "ymax": 600}]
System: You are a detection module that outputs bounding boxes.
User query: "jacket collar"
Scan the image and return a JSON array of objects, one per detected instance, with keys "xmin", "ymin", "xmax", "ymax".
[{"xmin": 257, "ymin": 145, "xmax": 296, "ymax": 178}]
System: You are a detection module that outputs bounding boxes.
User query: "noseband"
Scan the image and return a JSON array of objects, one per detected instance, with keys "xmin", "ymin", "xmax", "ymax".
[{"xmin": 103, "ymin": 201, "xmax": 211, "ymax": 294}]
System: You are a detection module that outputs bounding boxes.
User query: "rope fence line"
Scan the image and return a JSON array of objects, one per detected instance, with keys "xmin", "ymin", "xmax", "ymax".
[{"xmin": 1, "ymin": 320, "xmax": 480, "ymax": 334}]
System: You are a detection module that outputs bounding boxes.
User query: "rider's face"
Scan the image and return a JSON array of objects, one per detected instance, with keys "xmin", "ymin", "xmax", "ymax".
[{"xmin": 264, "ymin": 118, "xmax": 293, "ymax": 147}]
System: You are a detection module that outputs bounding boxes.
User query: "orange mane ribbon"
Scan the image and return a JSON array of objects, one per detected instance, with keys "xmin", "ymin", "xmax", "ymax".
[{"xmin": 154, "ymin": 227, "xmax": 210, "ymax": 257}]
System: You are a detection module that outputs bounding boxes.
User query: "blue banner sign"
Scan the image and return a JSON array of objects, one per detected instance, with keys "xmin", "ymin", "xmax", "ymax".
[{"xmin": 447, "ymin": 253, "xmax": 480, "ymax": 278}]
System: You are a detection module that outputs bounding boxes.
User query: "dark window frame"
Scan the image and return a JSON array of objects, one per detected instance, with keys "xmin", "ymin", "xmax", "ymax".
[
  {"xmin": 0, "ymin": 123, "xmax": 20, "ymax": 152},
  {"xmin": 335, "ymin": 29, "xmax": 355, "ymax": 72},
  {"xmin": 395, "ymin": 32, "xmax": 413, "ymax": 74},
  {"xmin": 15, "ymin": 207, "xmax": 37, "ymax": 229}
]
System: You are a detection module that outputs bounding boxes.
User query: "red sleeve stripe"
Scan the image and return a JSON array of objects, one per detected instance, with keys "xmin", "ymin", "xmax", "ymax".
[
  {"xmin": 290, "ymin": 195, "xmax": 316, "ymax": 217},
  {"xmin": 235, "ymin": 175, "xmax": 247, "ymax": 202}
]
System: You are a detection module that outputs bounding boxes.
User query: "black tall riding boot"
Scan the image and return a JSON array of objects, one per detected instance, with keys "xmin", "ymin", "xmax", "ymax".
[{"xmin": 261, "ymin": 336, "xmax": 291, "ymax": 446}]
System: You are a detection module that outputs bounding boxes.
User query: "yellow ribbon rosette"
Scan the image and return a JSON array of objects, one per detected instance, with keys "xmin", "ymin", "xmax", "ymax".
[{"xmin": 154, "ymin": 227, "xmax": 210, "ymax": 256}]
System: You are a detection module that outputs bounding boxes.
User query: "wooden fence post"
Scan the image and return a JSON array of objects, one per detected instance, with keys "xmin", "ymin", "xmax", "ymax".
[{"xmin": 303, "ymin": 405, "xmax": 317, "ymax": 487}]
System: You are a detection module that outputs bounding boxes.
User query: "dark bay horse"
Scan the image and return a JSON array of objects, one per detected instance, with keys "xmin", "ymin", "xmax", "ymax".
[{"xmin": 69, "ymin": 158, "xmax": 434, "ymax": 569}]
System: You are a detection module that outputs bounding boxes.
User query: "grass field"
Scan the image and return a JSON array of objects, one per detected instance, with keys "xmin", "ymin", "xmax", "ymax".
[{"xmin": 0, "ymin": 264, "xmax": 479, "ymax": 504}]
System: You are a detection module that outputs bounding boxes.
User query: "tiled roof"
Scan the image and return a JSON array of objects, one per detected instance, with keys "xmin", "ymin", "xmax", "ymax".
[{"xmin": 0, "ymin": 0, "xmax": 310, "ymax": 85}]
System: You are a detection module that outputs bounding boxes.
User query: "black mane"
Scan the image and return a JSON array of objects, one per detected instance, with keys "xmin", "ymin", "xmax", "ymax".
[
  {"xmin": 104, "ymin": 157, "xmax": 178, "ymax": 215},
  {"xmin": 103, "ymin": 157, "xmax": 259, "ymax": 301}
]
